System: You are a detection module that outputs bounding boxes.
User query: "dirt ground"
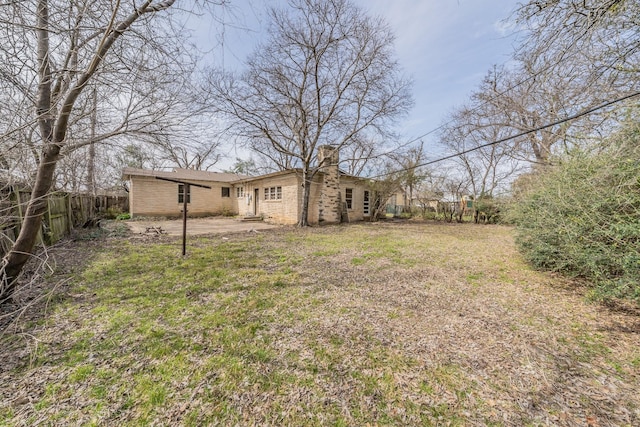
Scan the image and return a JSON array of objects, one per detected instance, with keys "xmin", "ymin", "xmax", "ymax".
[{"xmin": 124, "ymin": 216, "xmax": 281, "ymax": 236}]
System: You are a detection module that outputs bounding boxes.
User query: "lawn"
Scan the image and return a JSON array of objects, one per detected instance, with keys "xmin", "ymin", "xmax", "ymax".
[{"xmin": 1, "ymin": 222, "xmax": 639, "ymax": 426}]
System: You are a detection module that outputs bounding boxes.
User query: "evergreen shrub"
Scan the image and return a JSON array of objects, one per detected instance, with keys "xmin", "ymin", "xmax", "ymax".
[{"xmin": 510, "ymin": 124, "xmax": 640, "ymax": 301}]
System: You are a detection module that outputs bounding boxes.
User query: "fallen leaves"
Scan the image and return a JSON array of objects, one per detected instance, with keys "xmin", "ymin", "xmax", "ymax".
[{"xmin": 1, "ymin": 222, "xmax": 639, "ymax": 426}]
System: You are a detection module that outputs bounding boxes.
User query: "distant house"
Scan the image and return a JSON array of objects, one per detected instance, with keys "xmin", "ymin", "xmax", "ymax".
[{"xmin": 122, "ymin": 146, "xmax": 386, "ymax": 225}]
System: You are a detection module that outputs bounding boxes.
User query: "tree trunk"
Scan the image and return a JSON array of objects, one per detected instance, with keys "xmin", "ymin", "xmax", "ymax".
[
  {"xmin": 2, "ymin": 146, "xmax": 61, "ymax": 299},
  {"xmin": 1, "ymin": 0, "xmax": 177, "ymax": 302},
  {"xmin": 1, "ymin": 0, "xmax": 55, "ymax": 302},
  {"xmin": 298, "ymin": 168, "xmax": 311, "ymax": 227}
]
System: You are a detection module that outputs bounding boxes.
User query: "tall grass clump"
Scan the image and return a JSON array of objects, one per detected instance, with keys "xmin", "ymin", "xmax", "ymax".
[{"xmin": 510, "ymin": 123, "xmax": 640, "ymax": 302}]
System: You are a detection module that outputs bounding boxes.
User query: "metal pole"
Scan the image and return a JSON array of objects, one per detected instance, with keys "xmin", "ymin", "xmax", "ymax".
[
  {"xmin": 155, "ymin": 177, "xmax": 209, "ymax": 257},
  {"xmin": 182, "ymin": 183, "xmax": 189, "ymax": 256}
]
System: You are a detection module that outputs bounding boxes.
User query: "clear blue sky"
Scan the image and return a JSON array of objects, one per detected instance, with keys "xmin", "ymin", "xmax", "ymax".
[{"xmin": 189, "ymin": 0, "xmax": 524, "ymax": 162}]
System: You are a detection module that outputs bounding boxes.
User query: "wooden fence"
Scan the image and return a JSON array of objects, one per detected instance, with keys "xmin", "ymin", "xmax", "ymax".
[{"xmin": 1, "ymin": 187, "xmax": 128, "ymax": 258}]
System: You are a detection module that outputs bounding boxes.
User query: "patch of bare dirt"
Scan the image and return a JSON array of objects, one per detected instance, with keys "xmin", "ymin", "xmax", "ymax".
[{"xmin": 124, "ymin": 216, "xmax": 281, "ymax": 236}]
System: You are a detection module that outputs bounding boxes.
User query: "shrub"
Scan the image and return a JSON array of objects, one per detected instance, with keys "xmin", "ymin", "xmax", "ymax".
[
  {"xmin": 220, "ymin": 207, "xmax": 235, "ymax": 217},
  {"xmin": 421, "ymin": 211, "xmax": 438, "ymax": 221},
  {"xmin": 103, "ymin": 206, "xmax": 123, "ymax": 219},
  {"xmin": 509, "ymin": 124, "xmax": 640, "ymax": 302},
  {"xmin": 473, "ymin": 196, "xmax": 501, "ymax": 224}
]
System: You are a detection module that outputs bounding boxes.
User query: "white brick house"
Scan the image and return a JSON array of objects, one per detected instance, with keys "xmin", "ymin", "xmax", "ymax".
[{"xmin": 122, "ymin": 146, "xmax": 378, "ymax": 225}]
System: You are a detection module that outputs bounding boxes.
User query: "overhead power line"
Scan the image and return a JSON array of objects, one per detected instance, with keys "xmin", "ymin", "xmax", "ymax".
[
  {"xmin": 368, "ymin": 90, "xmax": 640, "ymax": 180},
  {"xmin": 362, "ymin": 62, "xmax": 563, "ymax": 164},
  {"xmin": 368, "ymin": 22, "xmax": 622, "ymax": 164}
]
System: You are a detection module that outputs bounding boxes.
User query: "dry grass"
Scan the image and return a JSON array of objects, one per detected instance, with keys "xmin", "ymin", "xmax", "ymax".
[{"xmin": 1, "ymin": 221, "xmax": 639, "ymax": 426}]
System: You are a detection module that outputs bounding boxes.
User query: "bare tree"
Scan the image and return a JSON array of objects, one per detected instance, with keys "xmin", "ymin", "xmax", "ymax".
[
  {"xmin": 464, "ymin": 65, "xmax": 591, "ymax": 165},
  {"xmin": 427, "ymin": 1, "xmax": 639, "ymax": 225},
  {"xmin": 141, "ymin": 116, "xmax": 224, "ymax": 171},
  {"xmin": 209, "ymin": 0, "xmax": 412, "ymax": 226},
  {"xmin": 516, "ymin": 0, "xmax": 640, "ymax": 91},
  {"xmin": 441, "ymin": 100, "xmax": 523, "ymax": 199},
  {"xmin": 364, "ymin": 160, "xmax": 405, "ymax": 222},
  {"xmin": 0, "ymin": 0, "xmax": 222, "ymax": 301},
  {"xmin": 387, "ymin": 141, "xmax": 427, "ymax": 209},
  {"xmin": 512, "ymin": 0, "xmax": 640, "ymax": 138},
  {"xmin": 412, "ymin": 170, "xmax": 445, "ymax": 218},
  {"xmin": 338, "ymin": 135, "xmax": 377, "ymax": 177}
]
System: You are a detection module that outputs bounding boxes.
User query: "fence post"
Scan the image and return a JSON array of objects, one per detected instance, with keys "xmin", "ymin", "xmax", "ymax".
[
  {"xmin": 66, "ymin": 193, "xmax": 73, "ymax": 233},
  {"xmin": 79, "ymin": 194, "xmax": 85, "ymax": 225},
  {"xmin": 43, "ymin": 194, "xmax": 52, "ymax": 245}
]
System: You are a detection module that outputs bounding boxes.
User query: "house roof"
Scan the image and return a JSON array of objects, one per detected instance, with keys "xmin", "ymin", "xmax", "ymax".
[
  {"xmin": 123, "ymin": 166, "xmax": 366, "ymax": 186},
  {"xmin": 230, "ymin": 168, "xmax": 301, "ymax": 184},
  {"xmin": 122, "ymin": 167, "xmax": 246, "ymax": 183},
  {"xmin": 230, "ymin": 168, "xmax": 364, "ymax": 184}
]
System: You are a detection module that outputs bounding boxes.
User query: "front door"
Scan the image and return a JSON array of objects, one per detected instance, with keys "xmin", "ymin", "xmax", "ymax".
[{"xmin": 254, "ymin": 188, "xmax": 259, "ymax": 216}]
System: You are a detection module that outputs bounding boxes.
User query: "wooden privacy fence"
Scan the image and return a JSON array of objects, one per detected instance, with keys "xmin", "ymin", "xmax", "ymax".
[{"xmin": 0, "ymin": 187, "xmax": 128, "ymax": 258}]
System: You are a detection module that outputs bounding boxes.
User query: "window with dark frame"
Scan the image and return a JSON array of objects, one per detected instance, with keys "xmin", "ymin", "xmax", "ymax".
[
  {"xmin": 363, "ymin": 190, "xmax": 370, "ymax": 215},
  {"xmin": 178, "ymin": 184, "xmax": 191, "ymax": 203},
  {"xmin": 345, "ymin": 188, "xmax": 353, "ymax": 209},
  {"xmin": 222, "ymin": 187, "xmax": 230, "ymax": 197},
  {"xmin": 264, "ymin": 186, "xmax": 283, "ymax": 200}
]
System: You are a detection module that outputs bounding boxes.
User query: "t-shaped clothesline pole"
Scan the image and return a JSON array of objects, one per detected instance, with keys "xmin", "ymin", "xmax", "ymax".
[{"xmin": 155, "ymin": 176, "xmax": 212, "ymax": 256}]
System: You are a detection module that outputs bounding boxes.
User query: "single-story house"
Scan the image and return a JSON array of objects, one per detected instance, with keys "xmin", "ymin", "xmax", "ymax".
[{"xmin": 122, "ymin": 146, "xmax": 399, "ymax": 225}]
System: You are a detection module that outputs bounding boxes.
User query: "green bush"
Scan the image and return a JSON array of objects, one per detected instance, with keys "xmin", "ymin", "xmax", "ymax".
[
  {"xmin": 421, "ymin": 211, "xmax": 438, "ymax": 221},
  {"xmin": 116, "ymin": 213, "xmax": 131, "ymax": 221},
  {"xmin": 473, "ymin": 196, "xmax": 502, "ymax": 224},
  {"xmin": 509, "ymin": 124, "xmax": 640, "ymax": 302},
  {"xmin": 103, "ymin": 206, "xmax": 123, "ymax": 219}
]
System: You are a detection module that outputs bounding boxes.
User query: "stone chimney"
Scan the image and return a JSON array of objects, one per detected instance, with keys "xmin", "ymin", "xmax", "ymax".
[{"xmin": 317, "ymin": 145, "xmax": 341, "ymax": 223}]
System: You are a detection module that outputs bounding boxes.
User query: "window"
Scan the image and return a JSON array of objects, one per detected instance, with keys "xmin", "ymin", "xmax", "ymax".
[
  {"xmin": 222, "ymin": 187, "xmax": 230, "ymax": 198},
  {"xmin": 345, "ymin": 188, "xmax": 353, "ymax": 209},
  {"xmin": 363, "ymin": 190, "xmax": 370, "ymax": 215},
  {"xmin": 178, "ymin": 184, "xmax": 190, "ymax": 203},
  {"xmin": 236, "ymin": 187, "xmax": 244, "ymax": 198},
  {"xmin": 264, "ymin": 186, "xmax": 282, "ymax": 200}
]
